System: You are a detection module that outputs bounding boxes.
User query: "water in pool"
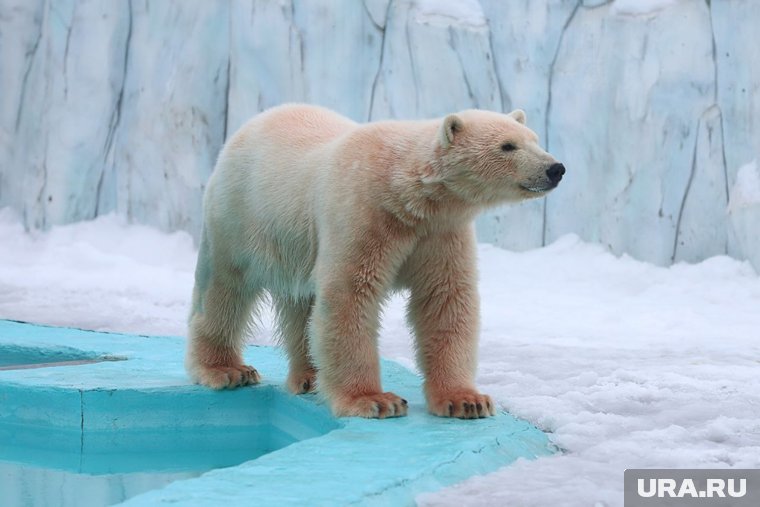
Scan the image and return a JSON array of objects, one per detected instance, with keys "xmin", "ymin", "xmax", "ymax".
[
  {"xmin": 0, "ymin": 461, "xmax": 202, "ymax": 507},
  {"xmin": 0, "ymin": 435, "xmax": 277, "ymax": 507},
  {"xmin": 0, "ymin": 388, "xmax": 339, "ymax": 507},
  {"xmin": 0, "ymin": 336, "xmax": 340, "ymax": 506},
  {"xmin": 0, "ymin": 427, "xmax": 308, "ymax": 507}
]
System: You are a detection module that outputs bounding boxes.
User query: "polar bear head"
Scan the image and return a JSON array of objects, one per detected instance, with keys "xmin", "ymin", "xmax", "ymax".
[{"xmin": 432, "ymin": 109, "xmax": 564, "ymax": 205}]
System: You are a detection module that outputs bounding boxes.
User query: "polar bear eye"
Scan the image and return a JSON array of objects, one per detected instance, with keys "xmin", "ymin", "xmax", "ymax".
[{"xmin": 501, "ymin": 143, "xmax": 517, "ymax": 152}]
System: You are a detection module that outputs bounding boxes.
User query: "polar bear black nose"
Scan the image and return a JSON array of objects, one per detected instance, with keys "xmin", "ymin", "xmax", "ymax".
[{"xmin": 546, "ymin": 163, "xmax": 565, "ymax": 185}]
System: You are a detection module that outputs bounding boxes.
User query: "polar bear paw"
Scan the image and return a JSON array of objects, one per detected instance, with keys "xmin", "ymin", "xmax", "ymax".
[
  {"xmin": 427, "ymin": 389, "xmax": 496, "ymax": 419},
  {"xmin": 332, "ymin": 392, "xmax": 408, "ymax": 418},
  {"xmin": 193, "ymin": 364, "xmax": 261, "ymax": 389}
]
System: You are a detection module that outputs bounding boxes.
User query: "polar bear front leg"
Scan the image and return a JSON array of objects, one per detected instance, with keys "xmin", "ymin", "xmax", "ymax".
[
  {"xmin": 310, "ymin": 230, "xmax": 413, "ymax": 418},
  {"xmin": 405, "ymin": 226, "xmax": 495, "ymax": 419}
]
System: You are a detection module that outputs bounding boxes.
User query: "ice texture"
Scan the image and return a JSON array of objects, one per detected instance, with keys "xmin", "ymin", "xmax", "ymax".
[{"xmin": 0, "ymin": 0, "xmax": 758, "ymax": 270}]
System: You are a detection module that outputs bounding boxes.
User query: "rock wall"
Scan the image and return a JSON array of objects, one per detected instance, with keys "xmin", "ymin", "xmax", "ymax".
[{"xmin": 1, "ymin": 0, "xmax": 758, "ymax": 269}]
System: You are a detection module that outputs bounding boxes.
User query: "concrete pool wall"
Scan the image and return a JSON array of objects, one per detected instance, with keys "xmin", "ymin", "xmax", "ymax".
[{"xmin": 0, "ymin": 320, "xmax": 553, "ymax": 506}]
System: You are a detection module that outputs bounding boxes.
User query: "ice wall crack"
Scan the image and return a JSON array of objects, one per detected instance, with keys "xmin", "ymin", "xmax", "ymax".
[
  {"xmin": 672, "ymin": 119, "xmax": 701, "ymax": 263},
  {"xmin": 222, "ymin": 51, "xmax": 231, "ymax": 142},
  {"xmin": 367, "ymin": 0, "xmax": 393, "ymax": 121},
  {"xmin": 404, "ymin": 13, "xmax": 420, "ymax": 114},
  {"xmin": 447, "ymin": 27, "xmax": 477, "ymax": 107},
  {"xmin": 97, "ymin": 0, "xmax": 133, "ymax": 218},
  {"xmin": 14, "ymin": 12, "xmax": 44, "ymax": 132},
  {"xmin": 62, "ymin": 6, "xmax": 74, "ymax": 99},
  {"xmin": 706, "ymin": 0, "xmax": 730, "ymax": 206},
  {"xmin": 486, "ymin": 18, "xmax": 508, "ymax": 112},
  {"xmin": 542, "ymin": 0, "xmax": 582, "ymax": 246}
]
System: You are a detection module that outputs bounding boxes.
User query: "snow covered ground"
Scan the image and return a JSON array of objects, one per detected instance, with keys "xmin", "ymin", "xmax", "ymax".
[{"xmin": 1, "ymin": 208, "xmax": 759, "ymax": 506}]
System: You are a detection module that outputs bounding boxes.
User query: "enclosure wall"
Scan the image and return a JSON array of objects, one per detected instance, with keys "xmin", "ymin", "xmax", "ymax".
[{"xmin": 1, "ymin": 0, "xmax": 758, "ymax": 269}]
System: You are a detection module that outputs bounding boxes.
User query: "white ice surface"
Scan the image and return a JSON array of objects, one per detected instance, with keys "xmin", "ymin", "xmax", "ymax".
[{"xmin": 1, "ymin": 209, "xmax": 759, "ymax": 506}]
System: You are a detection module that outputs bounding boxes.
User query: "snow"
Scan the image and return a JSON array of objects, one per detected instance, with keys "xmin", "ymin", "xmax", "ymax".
[
  {"xmin": 727, "ymin": 160, "xmax": 760, "ymax": 285},
  {"xmin": 611, "ymin": 0, "xmax": 680, "ymax": 17},
  {"xmin": 0, "ymin": 209, "xmax": 196, "ymax": 335},
  {"xmin": 413, "ymin": 0, "xmax": 487, "ymax": 28},
  {"xmin": 1, "ymin": 209, "xmax": 759, "ymax": 506},
  {"xmin": 729, "ymin": 161, "xmax": 760, "ymax": 211}
]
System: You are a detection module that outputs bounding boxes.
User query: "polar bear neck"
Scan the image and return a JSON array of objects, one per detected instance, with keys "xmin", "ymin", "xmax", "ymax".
[{"xmin": 366, "ymin": 122, "xmax": 477, "ymax": 231}]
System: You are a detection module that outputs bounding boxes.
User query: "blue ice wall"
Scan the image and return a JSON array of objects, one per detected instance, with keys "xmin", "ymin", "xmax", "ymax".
[{"xmin": 1, "ymin": 0, "xmax": 758, "ymax": 270}]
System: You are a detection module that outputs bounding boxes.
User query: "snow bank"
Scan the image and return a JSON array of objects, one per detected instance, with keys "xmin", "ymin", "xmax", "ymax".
[{"xmin": 0, "ymin": 208, "xmax": 197, "ymax": 335}]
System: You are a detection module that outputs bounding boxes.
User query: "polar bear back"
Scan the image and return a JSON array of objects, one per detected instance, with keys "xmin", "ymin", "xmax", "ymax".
[{"xmin": 201, "ymin": 105, "xmax": 364, "ymax": 296}]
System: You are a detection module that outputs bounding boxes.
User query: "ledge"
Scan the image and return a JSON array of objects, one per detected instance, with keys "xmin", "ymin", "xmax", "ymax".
[{"xmin": 0, "ymin": 319, "xmax": 553, "ymax": 506}]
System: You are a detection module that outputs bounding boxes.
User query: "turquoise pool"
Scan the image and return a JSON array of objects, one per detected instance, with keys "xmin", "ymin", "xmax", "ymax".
[
  {"xmin": 0, "ymin": 383, "xmax": 340, "ymax": 506},
  {"xmin": 0, "ymin": 320, "xmax": 553, "ymax": 506}
]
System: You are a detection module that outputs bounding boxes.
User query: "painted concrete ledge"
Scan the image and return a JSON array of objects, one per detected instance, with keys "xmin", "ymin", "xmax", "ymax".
[{"xmin": 0, "ymin": 320, "xmax": 553, "ymax": 506}]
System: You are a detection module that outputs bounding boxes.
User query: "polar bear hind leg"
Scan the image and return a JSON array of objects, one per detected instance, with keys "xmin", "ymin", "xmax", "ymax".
[
  {"xmin": 273, "ymin": 294, "xmax": 317, "ymax": 394},
  {"xmin": 186, "ymin": 232, "xmax": 262, "ymax": 389}
]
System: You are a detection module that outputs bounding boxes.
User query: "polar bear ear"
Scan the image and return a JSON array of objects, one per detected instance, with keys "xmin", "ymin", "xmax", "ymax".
[
  {"xmin": 508, "ymin": 109, "xmax": 526, "ymax": 125},
  {"xmin": 440, "ymin": 114, "xmax": 463, "ymax": 149}
]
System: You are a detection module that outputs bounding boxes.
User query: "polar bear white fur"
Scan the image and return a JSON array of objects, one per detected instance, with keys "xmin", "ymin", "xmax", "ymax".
[{"xmin": 186, "ymin": 104, "xmax": 564, "ymax": 419}]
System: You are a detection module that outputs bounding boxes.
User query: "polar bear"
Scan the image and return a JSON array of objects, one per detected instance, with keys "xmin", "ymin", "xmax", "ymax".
[{"xmin": 186, "ymin": 104, "xmax": 564, "ymax": 419}]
